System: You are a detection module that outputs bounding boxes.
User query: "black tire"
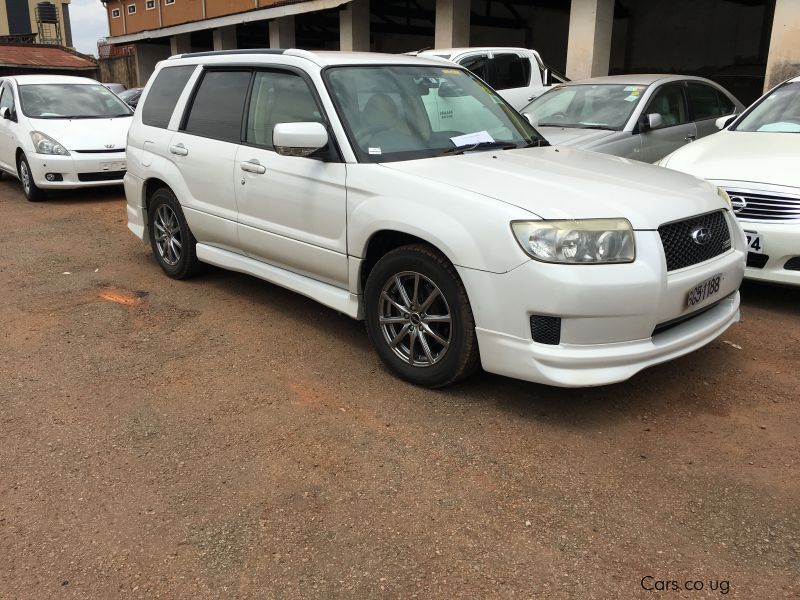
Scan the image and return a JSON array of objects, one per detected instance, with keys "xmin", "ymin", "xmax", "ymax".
[
  {"xmin": 18, "ymin": 154, "xmax": 46, "ymax": 202},
  {"xmin": 364, "ymin": 244, "xmax": 480, "ymax": 388},
  {"xmin": 147, "ymin": 187, "xmax": 200, "ymax": 279}
]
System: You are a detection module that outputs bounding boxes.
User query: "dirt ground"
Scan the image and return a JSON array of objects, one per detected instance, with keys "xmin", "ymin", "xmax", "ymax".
[{"xmin": 0, "ymin": 181, "xmax": 798, "ymax": 599}]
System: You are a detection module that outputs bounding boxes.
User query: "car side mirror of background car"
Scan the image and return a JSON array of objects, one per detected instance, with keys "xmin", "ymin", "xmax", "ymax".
[
  {"xmin": 639, "ymin": 113, "xmax": 663, "ymax": 132},
  {"xmin": 273, "ymin": 122, "xmax": 329, "ymax": 158},
  {"xmin": 715, "ymin": 114, "xmax": 737, "ymax": 130}
]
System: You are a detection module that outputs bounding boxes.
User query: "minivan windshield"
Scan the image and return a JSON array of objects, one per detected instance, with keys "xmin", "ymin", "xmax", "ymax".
[
  {"xmin": 733, "ymin": 82, "xmax": 800, "ymax": 133},
  {"xmin": 524, "ymin": 83, "xmax": 647, "ymax": 130},
  {"xmin": 324, "ymin": 65, "xmax": 545, "ymax": 162},
  {"xmin": 19, "ymin": 83, "xmax": 133, "ymax": 119}
]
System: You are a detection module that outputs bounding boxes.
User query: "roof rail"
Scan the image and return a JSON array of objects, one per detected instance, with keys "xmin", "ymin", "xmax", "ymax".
[{"xmin": 176, "ymin": 48, "xmax": 287, "ymax": 59}]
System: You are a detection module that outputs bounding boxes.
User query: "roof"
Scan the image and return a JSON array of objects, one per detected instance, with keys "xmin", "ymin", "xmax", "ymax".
[
  {"xmin": 10, "ymin": 74, "xmax": 100, "ymax": 85},
  {"xmin": 173, "ymin": 48, "xmax": 450, "ymax": 68},
  {"xmin": 0, "ymin": 44, "xmax": 96, "ymax": 70},
  {"xmin": 558, "ymin": 74, "xmax": 718, "ymax": 86},
  {"xmin": 419, "ymin": 47, "xmax": 531, "ymax": 56}
]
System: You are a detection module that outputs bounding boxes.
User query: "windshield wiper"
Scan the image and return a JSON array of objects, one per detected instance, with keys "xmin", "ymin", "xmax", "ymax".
[
  {"xmin": 442, "ymin": 141, "xmax": 518, "ymax": 155},
  {"xmin": 524, "ymin": 138, "xmax": 550, "ymax": 148}
]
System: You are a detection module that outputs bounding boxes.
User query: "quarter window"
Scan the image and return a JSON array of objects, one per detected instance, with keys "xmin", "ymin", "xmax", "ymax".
[
  {"xmin": 141, "ymin": 65, "xmax": 195, "ymax": 128},
  {"xmin": 127, "ymin": 4, "xmax": 136, "ymax": 13},
  {"xmin": 644, "ymin": 84, "xmax": 689, "ymax": 128},
  {"xmin": 183, "ymin": 70, "xmax": 251, "ymax": 143},
  {"xmin": 111, "ymin": 7, "xmax": 120, "ymax": 16},
  {"xmin": 0, "ymin": 85, "xmax": 14, "ymax": 113},
  {"xmin": 245, "ymin": 71, "xmax": 323, "ymax": 148}
]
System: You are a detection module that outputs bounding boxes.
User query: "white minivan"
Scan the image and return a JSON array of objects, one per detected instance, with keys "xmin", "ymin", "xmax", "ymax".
[
  {"xmin": 0, "ymin": 75, "xmax": 132, "ymax": 201},
  {"xmin": 125, "ymin": 50, "xmax": 746, "ymax": 388}
]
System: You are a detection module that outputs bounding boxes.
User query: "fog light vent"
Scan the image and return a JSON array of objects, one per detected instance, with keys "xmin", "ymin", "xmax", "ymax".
[
  {"xmin": 530, "ymin": 315, "xmax": 561, "ymax": 345},
  {"xmin": 746, "ymin": 252, "xmax": 768, "ymax": 269},
  {"xmin": 784, "ymin": 257, "xmax": 800, "ymax": 271},
  {"xmin": 45, "ymin": 173, "xmax": 63, "ymax": 182}
]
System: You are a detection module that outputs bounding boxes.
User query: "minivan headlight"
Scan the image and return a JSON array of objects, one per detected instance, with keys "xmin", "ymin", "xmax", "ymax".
[
  {"xmin": 511, "ymin": 219, "xmax": 635, "ymax": 264},
  {"xmin": 31, "ymin": 131, "xmax": 69, "ymax": 156}
]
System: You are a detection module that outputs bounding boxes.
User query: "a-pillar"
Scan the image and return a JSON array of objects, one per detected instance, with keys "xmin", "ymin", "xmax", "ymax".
[
  {"xmin": 269, "ymin": 16, "xmax": 295, "ymax": 48},
  {"xmin": 434, "ymin": 0, "xmax": 469, "ymax": 48},
  {"xmin": 565, "ymin": 0, "xmax": 614, "ymax": 80},
  {"xmin": 340, "ymin": 0, "xmax": 369, "ymax": 51},
  {"xmin": 170, "ymin": 33, "xmax": 191, "ymax": 56},
  {"xmin": 212, "ymin": 25, "xmax": 237, "ymax": 51},
  {"xmin": 765, "ymin": 0, "xmax": 800, "ymax": 90}
]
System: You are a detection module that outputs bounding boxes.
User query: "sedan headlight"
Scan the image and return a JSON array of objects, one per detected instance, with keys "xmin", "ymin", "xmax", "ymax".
[
  {"xmin": 31, "ymin": 131, "xmax": 69, "ymax": 156},
  {"xmin": 511, "ymin": 219, "xmax": 635, "ymax": 264},
  {"xmin": 717, "ymin": 187, "xmax": 732, "ymax": 210}
]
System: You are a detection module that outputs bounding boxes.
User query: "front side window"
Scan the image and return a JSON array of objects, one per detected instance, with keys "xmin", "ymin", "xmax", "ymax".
[
  {"xmin": 19, "ymin": 84, "xmax": 132, "ymax": 119},
  {"xmin": 525, "ymin": 84, "xmax": 647, "ymax": 130},
  {"xmin": 643, "ymin": 84, "xmax": 689, "ymax": 128},
  {"xmin": 325, "ymin": 65, "xmax": 542, "ymax": 162},
  {"xmin": 459, "ymin": 55, "xmax": 490, "ymax": 84},
  {"xmin": 491, "ymin": 54, "xmax": 530, "ymax": 90},
  {"xmin": 183, "ymin": 70, "xmax": 251, "ymax": 142},
  {"xmin": 734, "ymin": 82, "xmax": 800, "ymax": 133},
  {"xmin": 246, "ymin": 71, "xmax": 323, "ymax": 148},
  {"xmin": 141, "ymin": 65, "xmax": 195, "ymax": 128}
]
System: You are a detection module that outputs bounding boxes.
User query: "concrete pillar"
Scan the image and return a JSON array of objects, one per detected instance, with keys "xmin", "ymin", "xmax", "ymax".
[
  {"xmin": 340, "ymin": 0, "xmax": 369, "ymax": 51},
  {"xmin": 213, "ymin": 25, "xmax": 237, "ymax": 51},
  {"xmin": 135, "ymin": 42, "xmax": 171, "ymax": 87},
  {"xmin": 170, "ymin": 33, "xmax": 192, "ymax": 56},
  {"xmin": 765, "ymin": 0, "xmax": 800, "ymax": 90},
  {"xmin": 269, "ymin": 16, "xmax": 295, "ymax": 48},
  {"xmin": 565, "ymin": 0, "xmax": 614, "ymax": 80},
  {"xmin": 435, "ymin": 0, "xmax": 469, "ymax": 48}
]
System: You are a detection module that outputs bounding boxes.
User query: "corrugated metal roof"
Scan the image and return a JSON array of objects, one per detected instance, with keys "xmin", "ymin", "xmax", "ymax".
[{"xmin": 0, "ymin": 44, "xmax": 97, "ymax": 70}]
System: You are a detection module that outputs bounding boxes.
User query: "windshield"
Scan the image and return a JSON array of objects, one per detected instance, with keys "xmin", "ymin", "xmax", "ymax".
[
  {"xmin": 118, "ymin": 88, "xmax": 141, "ymax": 102},
  {"xmin": 324, "ymin": 65, "xmax": 544, "ymax": 162},
  {"xmin": 733, "ymin": 82, "xmax": 800, "ymax": 133},
  {"xmin": 523, "ymin": 83, "xmax": 647, "ymax": 130},
  {"xmin": 19, "ymin": 84, "xmax": 133, "ymax": 119}
]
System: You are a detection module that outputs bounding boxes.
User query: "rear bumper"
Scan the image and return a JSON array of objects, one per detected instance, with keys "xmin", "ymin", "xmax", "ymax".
[
  {"xmin": 124, "ymin": 171, "xmax": 147, "ymax": 240},
  {"xmin": 741, "ymin": 221, "xmax": 800, "ymax": 286},
  {"xmin": 26, "ymin": 152, "xmax": 127, "ymax": 189}
]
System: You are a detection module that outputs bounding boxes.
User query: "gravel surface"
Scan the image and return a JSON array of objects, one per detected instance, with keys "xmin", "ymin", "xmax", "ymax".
[{"xmin": 1, "ymin": 182, "xmax": 798, "ymax": 599}]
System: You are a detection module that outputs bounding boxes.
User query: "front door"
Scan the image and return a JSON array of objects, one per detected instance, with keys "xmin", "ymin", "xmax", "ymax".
[
  {"xmin": 235, "ymin": 69, "xmax": 348, "ymax": 288},
  {"xmin": 638, "ymin": 82, "xmax": 697, "ymax": 163},
  {"xmin": 0, "ymin": 82, "xmax": 19, "ymax": 173}
]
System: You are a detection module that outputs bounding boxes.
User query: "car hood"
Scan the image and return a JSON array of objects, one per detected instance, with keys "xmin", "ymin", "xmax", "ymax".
[
  {"xmin": 535, "ymin": 126, "xmax": 619, "ymax": 148},
  {"xmin": 28, "ymin": 116, "xmax": 132, "ymax": 151},
  {"xmin": 660, "ymin": 130, "xmax": 800, "ymax": 189},
  {"xmin": 381, "ymin": 146, "xmax": 725, "ymax": 229}
]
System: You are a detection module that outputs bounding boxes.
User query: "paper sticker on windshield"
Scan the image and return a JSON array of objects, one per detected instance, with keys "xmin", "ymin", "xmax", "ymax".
[
  {"xmin": 624, "ymin": 95, "xmax": 639, "ymax": 102},
  {"xmin": 441, "ymin": 68, "xmax": 460, "ymax": 74},
  {"xmin": 368, "ymin": 147, "xmax": 382, "ymax": 155},
  {"xmin": 624, "ymin": 86, "xmax": 643, "ymax": 92},
  {"xmin": 450, "ymin": 131, "xmax": 495, "ymax": 146}
]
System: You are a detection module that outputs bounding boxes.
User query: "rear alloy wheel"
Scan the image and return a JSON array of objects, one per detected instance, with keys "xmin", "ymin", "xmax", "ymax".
[
  {"xmin": 18, "ymin": 154, "xmax": 45, "ymax": 202},
  {"xmin": 147, "ymin": 187, "xmax": 200, "ymax": 279},
  {"xmin": 365, "ymin": 244, "xmax": 479, "ymax": 387}
]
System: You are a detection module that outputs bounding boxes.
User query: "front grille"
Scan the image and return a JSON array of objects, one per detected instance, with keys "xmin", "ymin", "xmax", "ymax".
[
  {"xmin": 74, "ymin": 149, "xmax": 125, "ymax": 154},
  {"xmin": 724, "ymin": 188, "xmax": 800, "ymax": 222},
  {"xmin": 658, "ymin": 210, "xmax": 731, "ymax": 271},
  {"xmin": 747, "ymin": 253, "xmax": 769, "ymax": 269},
  {"xmin": 530, "ymin": 315, "xmax": 561, "ymax": 345},
  {"xmin": 784, "ymin": 257, "xmax": 800, "ymax": 271},
  {"xmin": 652, "ymin": 300, "xmax": 722, "ymax": 337},
  {"xmin": 78, "ymin": 171, "xmax": 125, "ymax": 182}
]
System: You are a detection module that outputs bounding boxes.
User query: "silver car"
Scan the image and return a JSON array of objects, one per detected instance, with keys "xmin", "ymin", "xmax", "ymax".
[{"xmin": 522, "ymin": 75, "xmax": 744, "ymax": 162}]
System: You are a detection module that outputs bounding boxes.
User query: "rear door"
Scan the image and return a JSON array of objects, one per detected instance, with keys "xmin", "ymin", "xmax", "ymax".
[
  {"xmin": 234, "ymin": 69, "xmax": 348, "ymax": 287},
  {"xmin": 637, "ymin": 82, "xmax": 697, "ymax": 163}
]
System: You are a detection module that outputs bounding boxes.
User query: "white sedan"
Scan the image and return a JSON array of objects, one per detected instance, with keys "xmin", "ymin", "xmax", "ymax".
[
  {"xmin": 0, "ymin": 75, "xmax": 132, "ymax": 201},
  {"xmin": 658, "ymin": 75, "xmax": 800, "ymax": 286}
]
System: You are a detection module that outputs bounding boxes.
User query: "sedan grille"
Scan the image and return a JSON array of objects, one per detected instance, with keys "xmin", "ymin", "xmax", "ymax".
[
  {"xmin": 724, "ymin": 188, "xmax": 800, "ymax": 222},
  {"xmin": 658, "ymin": 210, "xmax": 731, "ymax": 271}
]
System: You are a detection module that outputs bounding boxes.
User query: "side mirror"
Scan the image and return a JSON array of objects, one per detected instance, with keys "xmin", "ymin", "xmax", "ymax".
[
  {"xmin": 273, "ymin": 122, "xmax": 328, "ymax": 157},
  {"xmin": 715, "ymin": 114, "xmax": 736, "ymax": 130},
  {"xmin": 640, "ymin": 113, "xmax": 663, "ymax": 131}
]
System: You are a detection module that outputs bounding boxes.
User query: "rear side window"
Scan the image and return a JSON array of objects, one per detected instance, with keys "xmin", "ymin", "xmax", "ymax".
[
  {"xmin": 717, "ymin": 90, "xmax": 736, "ymax": 115},
  {"xmin": 142, "ymin": 65, "xmax": 195, "ymax": 128},
  {"xmin": 687, "ymin": 82, "xmax": 724, "ymax": 120},
  {"xmin": 492, "ymin": 54, "xmax": 530, "ymax": 90},
  {"xmin": 183, "ymin": 70, "xmax": 251, "ymax": 143}
]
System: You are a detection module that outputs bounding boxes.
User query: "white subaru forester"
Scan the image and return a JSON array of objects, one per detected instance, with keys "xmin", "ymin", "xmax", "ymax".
[{"xmin": 125, "ymin": 50, "xmax": 746, "ymax": 388}]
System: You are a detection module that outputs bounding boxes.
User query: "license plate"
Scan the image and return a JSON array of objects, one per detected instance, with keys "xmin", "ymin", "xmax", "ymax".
[
  {"xmin": 744, "ymin": 230, "xmax": 764, "ymax": 254},
  {"xmin": 687, "ymin": 273, "xmax": 722, "ymax": 308},
  {"xmin": 100, "ymin": 161, "xmax": 126, "ymax": 172}
]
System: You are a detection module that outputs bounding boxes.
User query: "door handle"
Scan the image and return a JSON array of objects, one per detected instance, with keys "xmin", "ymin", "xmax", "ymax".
[
  {"xmin": 240, "ymin": 159, "xmax": 266, "ymax": 174},
  {"xmin": 169, "ymin": 143, "xmax": 188, "ymax": 156},
  {"xmin": 684, "ymin": 133, "xmax": 696, "ymax": 142}
]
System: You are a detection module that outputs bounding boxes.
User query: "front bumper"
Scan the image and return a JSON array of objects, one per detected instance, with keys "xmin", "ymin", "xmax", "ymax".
[
  {"xmin": 26, "ymin": 152, "xmax": 127, "ymax": 189},
  {"xmin": 457, "ymin": 227, "xmax": 746, "ymax": 387},
  {"xmin": 740, "ymin": 221, "xmax": 800, "ymax": 286}
]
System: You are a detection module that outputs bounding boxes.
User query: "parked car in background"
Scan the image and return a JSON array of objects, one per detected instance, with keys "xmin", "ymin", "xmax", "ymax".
[
  {"xmin": 523, "ymin": 75, "xmax": 743, "ymax": 162},
  {"xmin": 415, "ymin": 47, "xmax": 567, "ymax": 110},
  {"xmin": 103, "ymin": 82, "xmax": 127, "ymax": 94},
  {"xmin": 657, "ymin": 76, "xmax": 800, "ymax": 286},
  {"xmin": 126, "ymin": 50, "xmax": 745, "ymax": 389},
  {"xmin": 118, "ymin": 87, "xmax": 143, "ymax": 109},
  {"xmin": 0, "ymin": 75, "xmax": 133, "ymax": 201}
]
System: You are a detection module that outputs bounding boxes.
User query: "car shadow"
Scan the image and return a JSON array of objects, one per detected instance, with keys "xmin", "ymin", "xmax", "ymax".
[{"xmin": 740, "ymin": 279, "xmax": 800, "ymax": 316}]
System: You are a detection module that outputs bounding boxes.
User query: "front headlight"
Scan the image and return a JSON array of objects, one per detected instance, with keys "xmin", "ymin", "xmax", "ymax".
[
  {"xmin": 30, "ymin": 131, "xmax": 69, "ymax": 156},
  {"xmin": 511, "ymin": 219, "xmax": 636, "ymax": 264},
  {"xmin": 717, "ymin": 187, "xmax": 732, "ymax": 210}
]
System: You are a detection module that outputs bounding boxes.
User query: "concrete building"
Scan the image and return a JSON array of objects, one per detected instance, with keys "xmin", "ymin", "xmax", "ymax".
[
  {"xmin": 1, "ymin": 0, "xmax": 73, "ymax": 46},
  {"xmin": 102, "ymin": 0, "xmax": 799, "ymax": 105}
]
